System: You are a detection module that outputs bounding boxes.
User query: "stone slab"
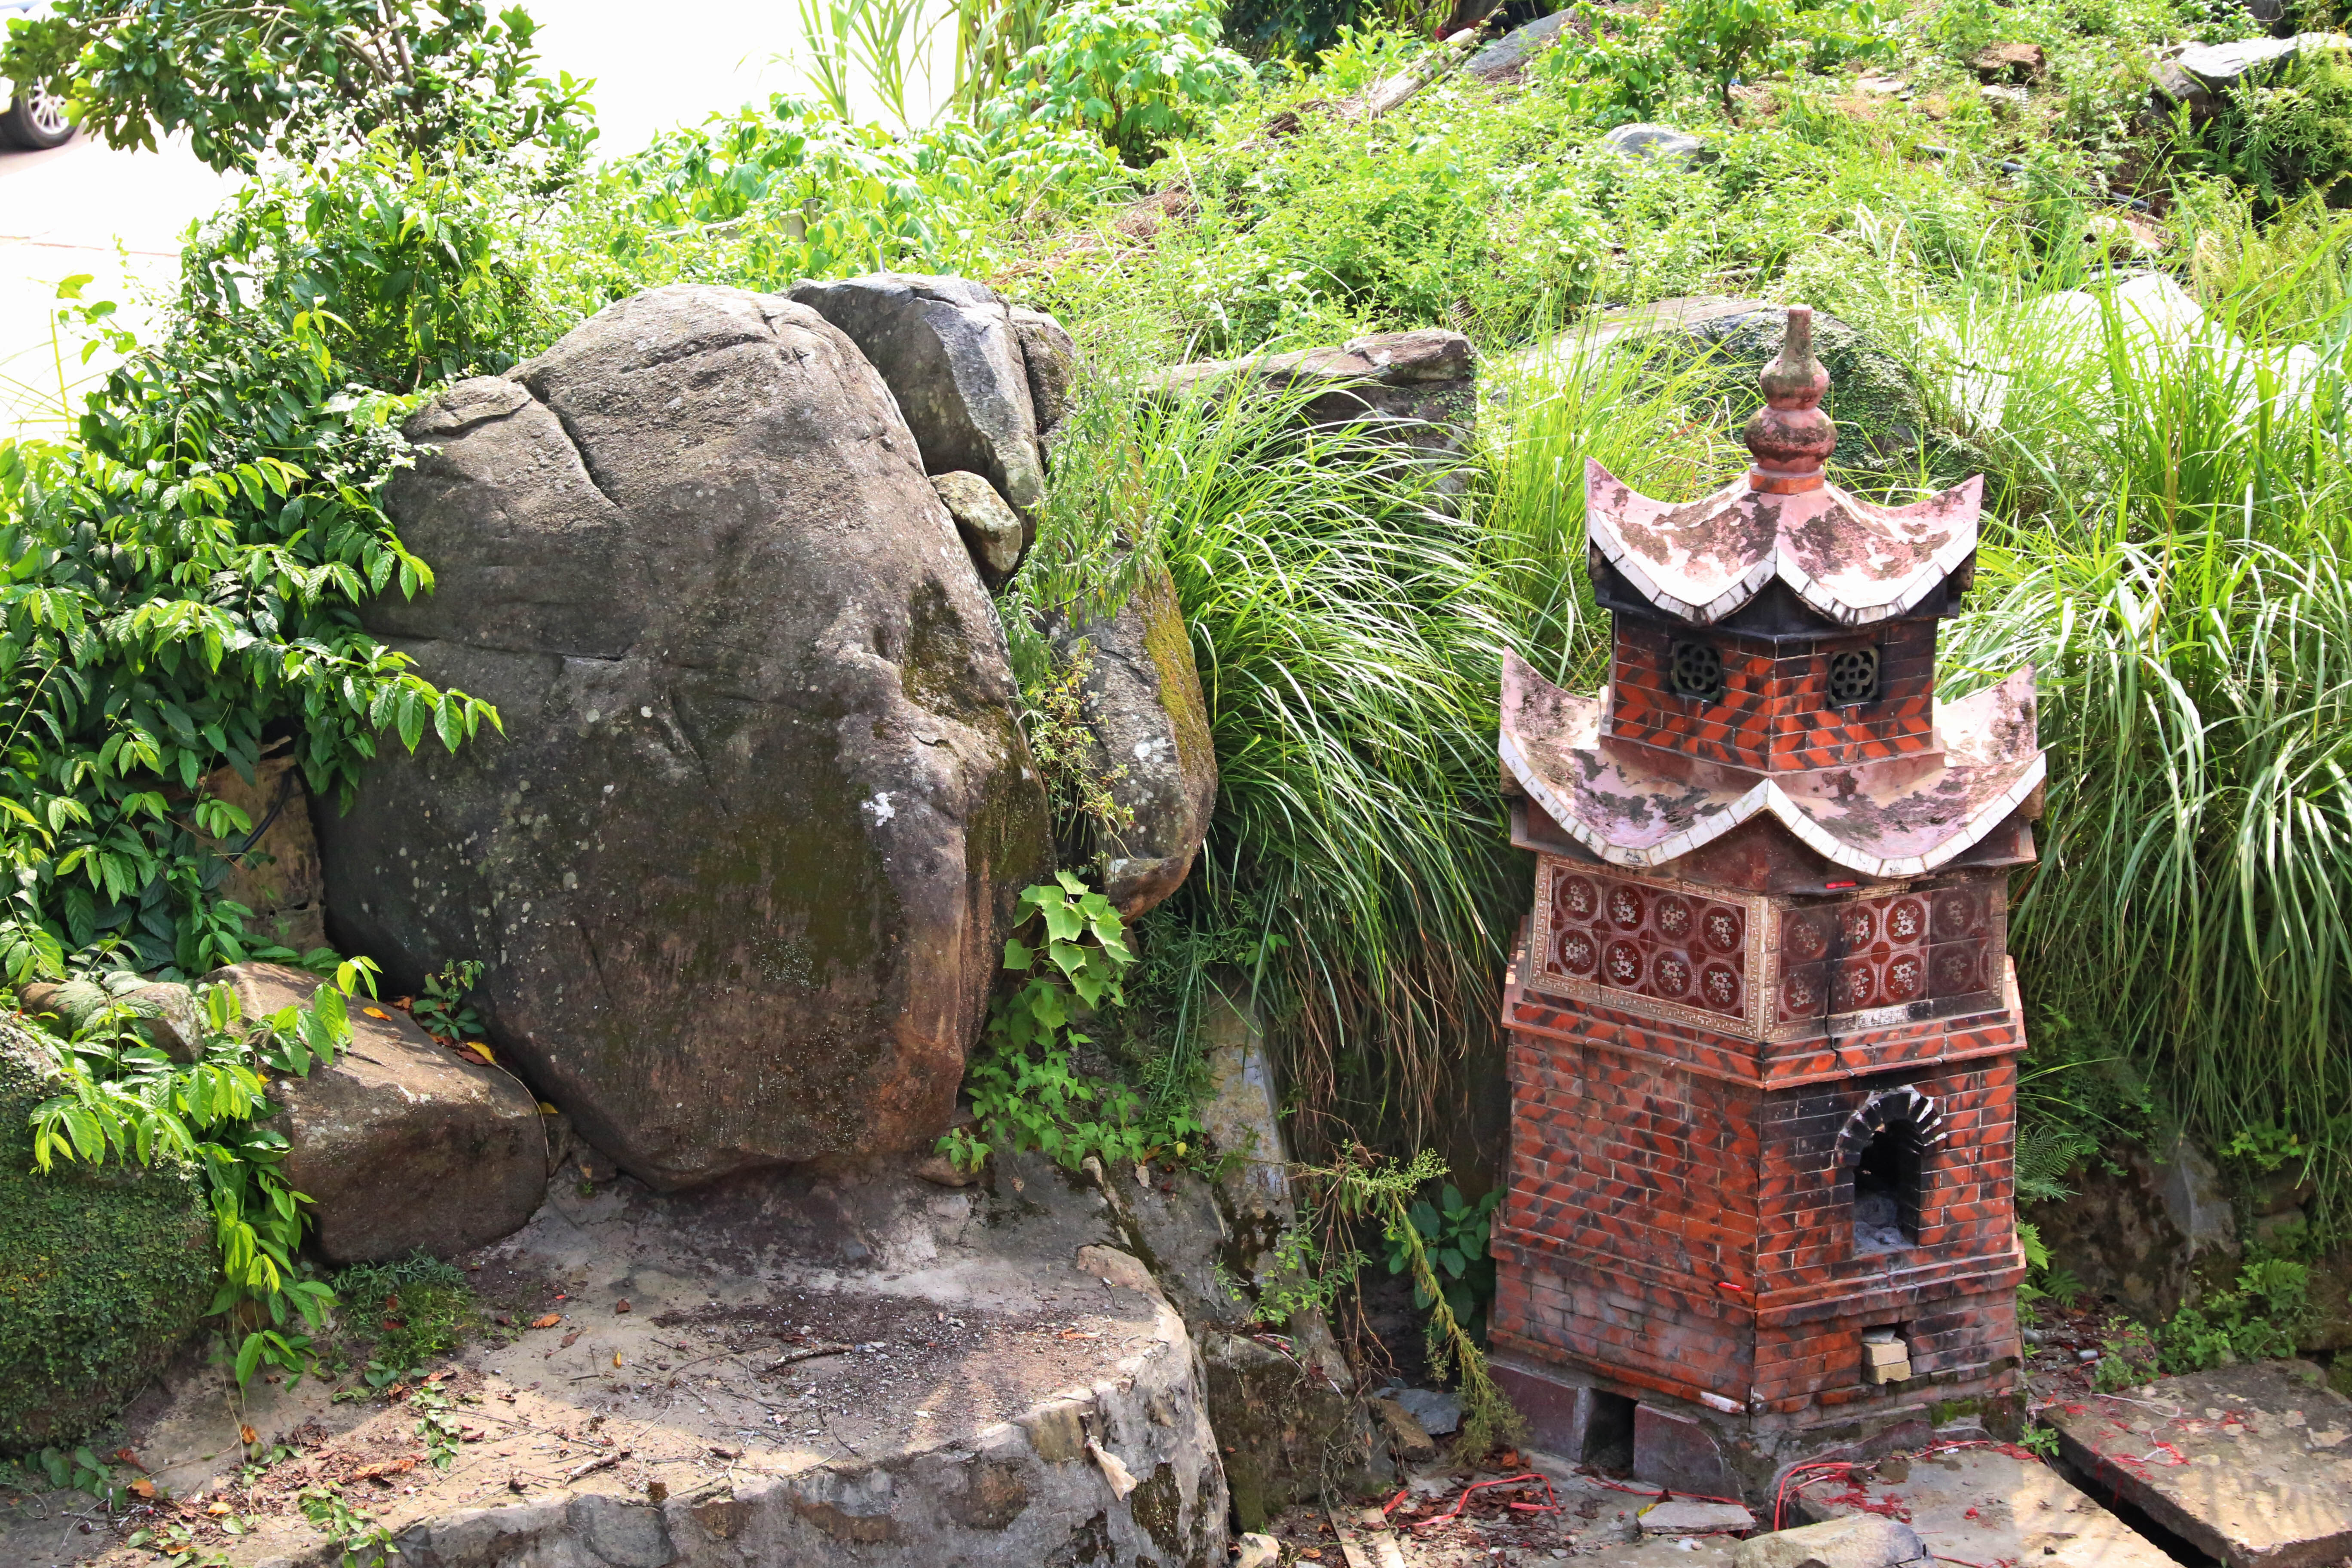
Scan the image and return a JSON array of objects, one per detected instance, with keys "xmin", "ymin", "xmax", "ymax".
[
  {"xmin": 1635, "ymin": 1403, "xmax": 1740, "ymax": 1499},
  {"xmin": 0, "ymin": 1148, "xmax": 1226, "ymax": 1568},
  {"xmin": 1795, "ymin": 1446, "xmax": 2175, "ymax": 1568},
  {"xmin": 2044, "ymin": 1362, "xmax": 2352, "ymax": 1568},
  {"xmin": 1641, "ymin": 1499, "xmax": 1755, "ymax": 1535}
]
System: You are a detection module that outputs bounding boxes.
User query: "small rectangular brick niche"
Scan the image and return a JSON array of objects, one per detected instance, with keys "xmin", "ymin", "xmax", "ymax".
[{"xmin": 1490, "ymin": 309, "xmax": 2043, "ymax": 1495}]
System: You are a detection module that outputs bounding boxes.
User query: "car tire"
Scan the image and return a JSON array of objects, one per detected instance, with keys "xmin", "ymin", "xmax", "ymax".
[{"xmin": 0, "ymin": 79, "xmax": 73, "ymax": 150}]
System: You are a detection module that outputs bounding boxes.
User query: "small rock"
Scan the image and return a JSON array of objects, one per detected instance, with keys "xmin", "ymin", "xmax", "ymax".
[
  {"xmin": 1390, "ymin": 1386, "xmax": 1462, "ymax": 1436},
  {"xmin": 21, "ymin": 977, "xmax": 204, "ymax": 1062},
  {"xmin": 1981, "ymin": 84, "xmax": 2030, "ymax": 109},
  {"xmin": 1370, "ymin": 1396, "xmax": 1438, "ymax": 1462},
  {"xmin": 1601, "ymin": 122, "xmax": 1707, "ymax": 165},
  {"xmin": 1044, "ymin": 554, "xmax": 1217, "ymax": 919},
  {"xmin": 1234, "ymin": 1534, "xmax": 1281, "ymax": 1568},
  {"xmin": 1736, "ymin": 1516, "xmax": 1930, "ymax": 1568},
  {"xmin": 1972, "ymin": 42, "xmax": 2045, "ymax": 82},
  {"xmin": 2176, "ymin": 32, "xmax": 2348, "ymax": 92},
  {"xmin": 932, "ymin": 471, "xmax": 1027, "ymax": 585},
  {"xmin": 912, "ymin": 1153, "xmax": 980, "ymax": 1187}
]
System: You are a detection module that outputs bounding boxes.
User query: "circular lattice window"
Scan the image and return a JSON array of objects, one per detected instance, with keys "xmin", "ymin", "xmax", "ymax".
[
  {"xmin": 1670, "ymin": 641, "xmax": 1723, "ymax": 701},
  {"xmin": 1827, "ymin": 647, "xmax": 1881, "ymax": 705}
]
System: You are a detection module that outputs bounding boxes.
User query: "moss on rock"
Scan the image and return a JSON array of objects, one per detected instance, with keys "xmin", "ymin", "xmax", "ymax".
[{"xmin": 0, "ymin": 1017, "xmax": 214, "ymax": 1454}]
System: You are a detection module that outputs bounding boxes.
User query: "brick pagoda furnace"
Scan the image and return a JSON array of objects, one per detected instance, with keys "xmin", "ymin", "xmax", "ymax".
[{"xmin": 1489, "ymin": 308, "xmax": 2044, "ymax": 1499}]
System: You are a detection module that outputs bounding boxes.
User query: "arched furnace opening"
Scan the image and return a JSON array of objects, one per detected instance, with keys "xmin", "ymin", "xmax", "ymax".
[{"xmin": 1835, "ymin": 1087, "xmax": 1946, "ymax": 1256}]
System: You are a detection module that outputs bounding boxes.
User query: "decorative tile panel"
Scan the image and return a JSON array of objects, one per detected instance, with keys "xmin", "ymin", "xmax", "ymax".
[
  {"xmin": 1775, "ymin": 882, "xmax": 2002, "ymax": 1035},
  {"xmin": 1533, "ymin": 861, "xmax": 1771, "ymax": 1037}
]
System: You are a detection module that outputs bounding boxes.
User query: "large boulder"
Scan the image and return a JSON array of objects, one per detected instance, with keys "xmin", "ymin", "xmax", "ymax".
[
  {"xmin": 0, "ymin": 1017, "xmax": 215, "ymax": 1453},
  {"xmin": 789, "ymin": 273, "xmax": 1048, "ymax": 516},
  {"xmin": 206, "ymin": 962, "xmax": 547, "ymax": 1263},
  {"xmin": 319, "ymin": 284, "xmax": 1053, "ymax": 1191},
  {"xmin": 2020, "ymin": 1134, "xmax": 2238, "ymax": 1323},
  {"xmin": 1049, "ymin": 554, "xmax": 1217, "ymax": 918}
]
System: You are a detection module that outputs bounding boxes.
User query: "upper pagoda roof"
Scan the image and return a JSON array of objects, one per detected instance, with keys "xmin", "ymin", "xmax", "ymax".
[
  {"xmin": 1586, "ymin": 304, "xmax": 1981, "ymax": 628},
  {"xmin": 1586, "ymin": 462, "xmax": 1983, "ymax": 628}
]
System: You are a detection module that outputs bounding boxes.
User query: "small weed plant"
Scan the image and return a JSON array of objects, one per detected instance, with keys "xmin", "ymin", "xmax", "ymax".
[
  {"xmin": 2159, "ymin": 1257, "xmax": 2314, "ymax": 1372},
  {"xmin": 940, "ymin": 874, "xmax": 1202, "ymax": 1172},
  {"xmin": 411, "ymin": 959, "xmax": 487, "ymax": 1044},
  {"xmin": 1384, "ymin": 1181, "xmax": 1501, "ymax": 1335}
]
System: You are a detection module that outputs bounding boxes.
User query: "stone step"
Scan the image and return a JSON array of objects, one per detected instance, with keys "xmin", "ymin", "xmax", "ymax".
[{"xmin": 2044, "ymin": 1361, "xmax": 2352, "ymax": 1568}]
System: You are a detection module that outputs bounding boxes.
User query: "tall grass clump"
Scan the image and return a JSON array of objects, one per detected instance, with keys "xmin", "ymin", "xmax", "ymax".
[
  {"xmin": 1005, "ymin": 334, "xmax": 1762, "ymax": 1150},
  {"xmin": 1935, "ymin": 282, "xmax": 2352, "ymax": 1200}
]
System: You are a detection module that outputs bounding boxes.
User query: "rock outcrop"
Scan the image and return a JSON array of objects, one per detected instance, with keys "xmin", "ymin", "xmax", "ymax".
[
  {"xmin": 0, "ymin": 1017, "xmax": 214, "ymax": 1452},
  {"xmin": 207, "ymin": 962, "xmax": 547, "ymax": 1263},
  {"xmin": 320, "ymin": 283, "xmax": 1052, "ymax": 1191},
  {"xmin": 1145, "ymin": 328, "xmax": 1479, "ymax": 461},
  {"xmin": 789, "ymin": 273, "xmax": 1049, "ymax": 515},
  {"xmin": 1049, "ymin": 555, "xmax": 1217, "ymax": 918}
]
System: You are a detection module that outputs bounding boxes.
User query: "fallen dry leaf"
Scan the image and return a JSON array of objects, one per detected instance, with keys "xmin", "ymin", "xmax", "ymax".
[
  {"xmin": 362, "ymin": 1007, "xmax": 391, "ymax": 1020},
  {"xmin": 530, "ymin": 1314, "xmax": 561, "ymax": 1329},
  {"xmin": 239, "ymin": 1424, "xmax": 257, "ymax": 1445},
  {"xmin": 466, "ymin": 1043, "xmax": 496, "ymax": 1064},
  {"xmin": 128, "ymin": 1478, "xmax": 154, "ymax": 1499},
  {"xmin": 611, "ymin": 1352, "xmax": 624, "ymax": 1368},
  {"xmin": 206, "ymin": 1501, "xmax": 233, "ymax": 1516},
  {"xmin": 112, "ymin": 1448, "xmax": 144, "ymax": 1470},
  {"xmin": 561, "ymin": 1330, "xmax": 581, "ymax": 1348},
  {"xmin": 614, "ymin": 1299, "xmax": 631, "ymax": 1314}
]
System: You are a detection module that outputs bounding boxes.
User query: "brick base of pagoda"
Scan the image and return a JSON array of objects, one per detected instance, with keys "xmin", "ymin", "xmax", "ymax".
[{"xmin": 1488, "ymin": 934, "xmax": 2029, "ymax": 1500}]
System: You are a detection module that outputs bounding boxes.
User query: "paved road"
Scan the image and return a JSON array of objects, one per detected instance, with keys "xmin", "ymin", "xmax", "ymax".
[{"xmin": 0, "ymin": 0, "xmax": 933, "ymax": 437}]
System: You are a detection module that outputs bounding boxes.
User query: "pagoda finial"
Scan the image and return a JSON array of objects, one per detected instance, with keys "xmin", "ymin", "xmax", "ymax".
[{"xmin": 1742, "ymin": 305, "xmax": 1835, "ymax": 495}]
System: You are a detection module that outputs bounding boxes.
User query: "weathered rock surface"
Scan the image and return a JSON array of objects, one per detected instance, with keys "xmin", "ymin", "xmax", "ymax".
[
  {"xmin": 323, "ymin": 283, "xmax": 1051, "ymax": 1191},
  {"xmin": 19, "ymin": 974, "xmax": 203, "ymax": 1061},
  {"xmin": 790, "ymin": 272, "xmax": 1048, "ymax": 514},
  {"xmin": 2021, "ymin": 1134, "xmax": 2236, "ymax": 1323},
  {"xmin": 2177, "ymin": 32, "xmax": 2348, "ymax": 91},
  {"xmin": 19, "ymin": 1146, "xmax": 1230, "ymax": 1568},
  {"xmin": 2045, "ymin": 1363, "xmax": 2352, "ymax": 1568},
  {"xmin": 1105, "ymin": 993, "xmax": 1386, "ymax": 1533},
  {"xmin": 1048, "ymin": 555, "xmax": 1217, "ymax": 917},
  {"xmin": 1009, "ymin": 305, "xmax": 1078, "ymax": 461},
  {"xmin": 1145, "ymin": 328, "xmax": 1478, "ymax": 459},
  {"xmin": 0, "ymin": 1017, "xmax": 214, "ymax": 1453},
  {"xmin": 1972, "ymin": 42, "xmax": 2046, "ymax": 81},
  {"xmin": 1602, "ymin": 122, "xmax": 1708, "ymax": 165},
  {"xmin": 1464, "ymin": 9, "xmax": 1572, "ymax": 79},
  {"xmin": 207, "ymin": 962, "xmax": 547, "ymax": 1264},
  {"xmin": 932, "ymin": 470, "xmax": 1028, "ymax": 584},
  {"xmin": 198, "ymin": 748, "xmax": 329, "ymax": 953}
]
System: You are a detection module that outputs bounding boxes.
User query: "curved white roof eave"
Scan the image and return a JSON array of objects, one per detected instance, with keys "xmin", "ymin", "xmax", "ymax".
[
  {"xmin": 1584, "ymin": 469, "xmax": 1983, "ymax": 628},
  {"xmin": 1500, "ymin": 732, "xmax": 2048, "ymax": 884}
]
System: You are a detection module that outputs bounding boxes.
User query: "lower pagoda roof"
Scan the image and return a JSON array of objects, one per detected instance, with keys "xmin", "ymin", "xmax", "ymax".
[{"xmin": 1499, "ymin": 651, "xmax": 2044, "ymax": 881}]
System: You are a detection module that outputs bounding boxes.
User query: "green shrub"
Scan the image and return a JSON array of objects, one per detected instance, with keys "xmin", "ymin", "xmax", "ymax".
[
  {"xmin": 992, "ymin": 0, "xmax": 1254, "ymax": 163},
  {"xmin": 2180, "ymin": 55, "xmax": 2352, "ymax": 210},
  {"xmin": 0, "ymin": 1018, "xmax": 214, "ymax": 1454}
]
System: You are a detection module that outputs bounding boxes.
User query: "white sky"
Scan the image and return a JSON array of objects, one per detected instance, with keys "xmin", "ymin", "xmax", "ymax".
[{"xmin": 0, "ymin": 0, "xmax": 959, "ymax": 435}]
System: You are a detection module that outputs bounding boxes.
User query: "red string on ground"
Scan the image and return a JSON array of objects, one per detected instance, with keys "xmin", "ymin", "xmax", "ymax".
[{"xmin": 1405, "ymin": 1473, "xmax": 1560, "ymax": 1533}]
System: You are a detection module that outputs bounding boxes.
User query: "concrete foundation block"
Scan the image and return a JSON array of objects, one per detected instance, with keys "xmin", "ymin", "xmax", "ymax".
[{"xmin": 1635, "ymin": 1403, "xmax": 1740, "ymax": 1499}]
